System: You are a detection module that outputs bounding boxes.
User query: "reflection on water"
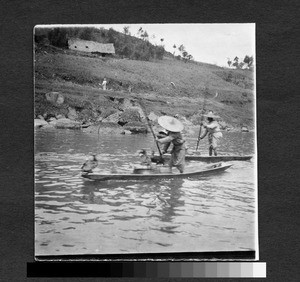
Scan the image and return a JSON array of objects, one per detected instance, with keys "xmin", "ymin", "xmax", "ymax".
[{"xmin": 35, "ymin": 129, "xmax": 256, "ymax": 255}]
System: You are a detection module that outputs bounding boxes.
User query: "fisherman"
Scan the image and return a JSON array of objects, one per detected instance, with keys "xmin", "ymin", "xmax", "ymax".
[
  {"xmin": 160, "ymin": 114, "xmax": 180, "ymax": 154},
  {"xmin": 155, "ymin": 116, "xmax": 186, "ymax": 173},
  {"xmin": 198, "ymin": 111, "xmax": 223, "ymax": 156},
  {"xmin": 173, "ymin": 114, "xmax": 190, "ymax": 153}
]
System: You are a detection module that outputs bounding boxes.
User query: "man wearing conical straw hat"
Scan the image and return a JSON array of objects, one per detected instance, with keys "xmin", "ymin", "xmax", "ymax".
[
  {"xmin": 156, "ymin": 116, "xmax": 186, "ymax": 173},
  {"xmin": 199, "ymin": 111, "xmax": 223, "ymax": 156}
]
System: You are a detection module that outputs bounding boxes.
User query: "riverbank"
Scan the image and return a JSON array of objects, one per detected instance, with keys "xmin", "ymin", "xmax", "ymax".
[
  {"xmin": 34, "ymin": 45, "xmax": 254, "ymax": 133},
  {"xmin": 34, "ymin": 88, "xmax": 252, "ymax": 134}
]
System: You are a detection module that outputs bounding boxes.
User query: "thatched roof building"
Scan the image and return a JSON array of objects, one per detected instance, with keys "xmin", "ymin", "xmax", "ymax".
[{"xmin": 68, "ymin": 38, "xmax": 115, "ymax": 56}]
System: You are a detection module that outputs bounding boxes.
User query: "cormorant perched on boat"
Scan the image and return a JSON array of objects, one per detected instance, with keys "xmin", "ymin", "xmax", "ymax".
[
  {"xmin": 136, "ymin": 148, "xmax": 165, "ymax": 165},
  {"xmin": 81, "ymin": 154, "xmax": 98, "ymax": 173},
  {"xmin": 150, "ymin": 151, "xmax": 165, "ymax": 164},
  {"xmin": 137, "ymin": 149, "xmax": 152, "ymax": 166},
  {"xmin": 134, "ymin": 149, "xmax": 159, "ymax": 174}
]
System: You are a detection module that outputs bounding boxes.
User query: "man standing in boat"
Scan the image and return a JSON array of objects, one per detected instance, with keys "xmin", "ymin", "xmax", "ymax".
[
  {"xmin": 199, "ymin": 111, "xmax": 223, "ymax": 156},
  {"xmin": 155, "ymin": 116, "xmax": 186, "ymax": 173}
]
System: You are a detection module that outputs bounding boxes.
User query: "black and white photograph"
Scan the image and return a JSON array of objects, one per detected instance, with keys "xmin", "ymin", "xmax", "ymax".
[{"xmin": 34, "ymin": 23, "xmax": 257, "ymax": 258}]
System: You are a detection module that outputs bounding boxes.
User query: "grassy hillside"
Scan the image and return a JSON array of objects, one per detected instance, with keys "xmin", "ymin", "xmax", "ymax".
[{"xmin": 34, "ymin": 44, "xmax": 255, "ymax": 129}]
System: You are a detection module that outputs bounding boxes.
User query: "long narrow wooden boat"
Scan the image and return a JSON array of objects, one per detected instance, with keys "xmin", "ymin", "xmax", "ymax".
[
  {"xmin": 82, "ymin": 163, "xmax": 232, "ymax": 181},
  {"xmin": 185, "ymin": 154, "xmax": 252, "ymax": 162},
  {"xmin": 152, "ymin": 153, "xmax": 252, "ymax": 163}
]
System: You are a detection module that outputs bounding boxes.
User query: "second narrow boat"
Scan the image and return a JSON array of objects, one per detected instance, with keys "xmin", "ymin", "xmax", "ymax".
[{"xmin": 152, "ymin": 153, "xmax": 252, "ymax": 163}]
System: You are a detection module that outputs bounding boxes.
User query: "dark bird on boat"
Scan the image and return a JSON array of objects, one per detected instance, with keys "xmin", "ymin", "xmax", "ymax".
[
  {"xmin": 150, "ymin": 150, "xmax": 165, "ymax": 165},
  {"xmin": 81, "ymin": 155, "xmax": 98, "ymax": 172},
  {"xmin": 137, "ymin": 149, "xmax": 165, "ymax": 165},
  {"xmin": 137, "ymin": 149, "xmax": 152, "ymax": 166}
]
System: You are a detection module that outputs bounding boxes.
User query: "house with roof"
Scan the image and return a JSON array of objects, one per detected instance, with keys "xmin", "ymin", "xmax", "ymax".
[{"xmin": 68, "ymin": 38, "xmax": 115, "ymax": 57}]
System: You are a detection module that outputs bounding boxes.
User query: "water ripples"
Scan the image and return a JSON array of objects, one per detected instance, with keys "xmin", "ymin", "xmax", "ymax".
[{"xmin": 35, "ymin": 130, "xmax": 256, "ymax": 255}]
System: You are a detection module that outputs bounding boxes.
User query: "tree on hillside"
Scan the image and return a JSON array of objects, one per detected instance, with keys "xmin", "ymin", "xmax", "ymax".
[
  {"xmin": 123, "ymin": 26, "xmax": 130, "ymax": 35},
  {"xmin": 239, "ymin": 62, "xmax": 245, "ymax": 69},
  {"xmin": 178, "ymin": 44, "xmax": 187, "ymax": 61},
  {"xmin": 178, "ymin": 44, "xmax": 185, "ymax": 53},
  {"xmin": 228, "ymin": 55, "xmax": 254, "ymax": 69},
  {"xmin": 182, "ymin": 51, "xmax": 189, "ymax": 63},
  {"xmin": 173, "ymin": 44, "xmax": 176, "ymax": 55},
  {"xmin": 48, "ymin": 28, "xmax": 68, "ymax": 48},
  {"xmin": 121, "ymin": 45, "xmax": 131, "ymax": 58},
  {"xmin": 141, "ymin": 31, "xmax": 149, "ymax": 41},
  {"xmin": 187, "ymin": 54, "xmax": 193, "ymax": 61},
  {"xmin": 65, "ymin": 27, "xmax": 81, "ymax": 39},
  {"xmin": 243, "ymin": 55, "xmax": 254, "ymax": 69},
  {"xmin": 155, "ymin": 45, "xmax": 165, "ymax": 60},
  {"xmin": 160, "ymin": 38, "xmax": 164, "ymax": 45},
  {"xmin": 227, "ymin": 58, "xmax": 232, "ymax": 67},
  {"xmin": 232, "ymin": 56, "xmax": 239, "ymax": 68},
  {"xmin": 178, "ymin": 44, "xmax": 193, "ymax": 63},
  {"xmin": 79, "ymin": 28, "xmax": 93, "ymax": 41},
  {"xmin": 99, "ymin": 28, "xmax": 106, "ymax": 38},
  {"xmin": 107, "ymin": 28, "xmax": 116, "ymax": 42},
  {"xmin": 137, "ymin": 27, "xmax": 143, "ymax": 38}
]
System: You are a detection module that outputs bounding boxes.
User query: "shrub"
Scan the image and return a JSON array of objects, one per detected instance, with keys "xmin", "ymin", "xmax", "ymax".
[
  {"xmin": 155, "ymin": 46, "xmax": 165, "ymax": 60},
  {"xmin": 79, "ymin": 28, "xmax": 93, "ymax": 41},
  {"xmin": 47, "ymin": 28, "xmax": 68, "ymax": 48}
]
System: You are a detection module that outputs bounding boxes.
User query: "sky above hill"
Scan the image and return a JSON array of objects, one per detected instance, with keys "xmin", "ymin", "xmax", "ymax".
[{"xmin": 99, "ymin": 24, "xmax": 255, "ymax": 67}]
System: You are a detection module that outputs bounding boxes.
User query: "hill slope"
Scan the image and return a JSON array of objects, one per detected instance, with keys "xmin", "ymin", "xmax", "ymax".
[{"xmin": 34, "ymin": 45, "xmax": 255, "ymax": 129}]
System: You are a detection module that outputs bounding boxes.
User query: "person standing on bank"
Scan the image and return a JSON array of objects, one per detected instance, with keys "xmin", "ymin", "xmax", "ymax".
[
  {"xmin": 155, "ymin": 116, "xmax": 186, "ymax": 173},
  {"xmin": 102, "ymin": 78, "xmax": 107, "ymax": 90},
  {"xmin": 199, "ymin": 111, "xmax": 223, "ymax": 156}
]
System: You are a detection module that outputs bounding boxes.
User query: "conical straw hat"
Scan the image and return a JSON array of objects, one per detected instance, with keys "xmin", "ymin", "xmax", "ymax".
[{"xmin": 158, "ymin": 116, "xmax": 184, "ymax": 132}]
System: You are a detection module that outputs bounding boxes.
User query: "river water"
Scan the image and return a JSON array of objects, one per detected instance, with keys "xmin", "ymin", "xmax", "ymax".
[{"xmin": 35, "ymin": 128, "xmax": 257, "ymax": 256}]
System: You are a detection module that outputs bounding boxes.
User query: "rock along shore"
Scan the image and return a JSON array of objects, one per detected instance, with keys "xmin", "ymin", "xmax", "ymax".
[{"xmin": 35, "ymin": 91, "xmax": 250, "ymax": 134}]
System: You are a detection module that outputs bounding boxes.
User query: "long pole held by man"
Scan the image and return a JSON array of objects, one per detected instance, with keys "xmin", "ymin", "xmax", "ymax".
[{"xmin": 196, "ymin": 86, "xmax": 209, "ymax": 151}]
